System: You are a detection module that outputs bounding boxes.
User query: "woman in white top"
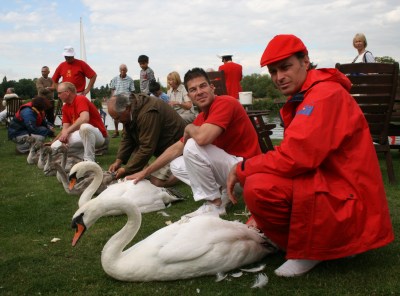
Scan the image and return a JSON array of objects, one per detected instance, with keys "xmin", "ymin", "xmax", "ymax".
[
  {"xmin": 352, "ymin": 33, "xmax": 375, "ymax": 63},
  {"xmin": 167, "ymin": 71, "xmax": 196, "ymax": 123}
]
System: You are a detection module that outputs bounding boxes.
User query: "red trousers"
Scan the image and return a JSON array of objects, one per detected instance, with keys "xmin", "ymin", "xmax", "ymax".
[{"xmin": 243, "ymin": 173, "xmax": 293, "ymax": 250}]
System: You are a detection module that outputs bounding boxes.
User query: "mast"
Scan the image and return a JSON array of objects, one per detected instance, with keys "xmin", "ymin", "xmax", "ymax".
[{"xmin": 80, "ymin": 17, "xmax": 91, "ymax": 100}]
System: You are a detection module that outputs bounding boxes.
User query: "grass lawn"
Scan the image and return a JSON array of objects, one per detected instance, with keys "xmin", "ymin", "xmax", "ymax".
[{"xmin": 0, "ymin": 125, "xmax": 399, "ymax": 296}]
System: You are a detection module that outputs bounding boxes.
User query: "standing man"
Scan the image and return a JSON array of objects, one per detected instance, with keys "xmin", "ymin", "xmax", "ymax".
[
  {"xmin": 36, "ymin": 66, "xmax": 55, "ymax": 124},
  {"xmin": 109, "ymin": 64, "xmax": 135, "ymax": 138},
  {"xmin": 107, "ymin": 92, "xmax": 186, "ymax": 187},
  {"xmin": 227, "ymin": 34, "xmax": 394, "ymax": 277},
  {"xmin": 125, "ymin": 68, "xmax": 261, "ymax": 217},
  {"xmin": 218, "ymin": 54, "xmax": 242, "ymax": 99},
  {"xmin": 51, "ymin": 82, "xmax": 107, "ymax": 162},
  {"xmin": 52, "ymin": 46, "xmax": 97, "ymax": 96}
]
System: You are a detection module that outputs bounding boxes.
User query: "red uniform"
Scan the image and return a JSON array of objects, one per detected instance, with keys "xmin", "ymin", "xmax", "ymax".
[
  {"xmin": 52, "ymin": 59, "xmax": 96, "ymax": 93},
  {"xmin": 192, "ymin": 95, "xmax": 261, "ymax": 158},
  {"xmin": 218, "ymin": 62, "xmax": 243, "ymax": 99},
  {"xmin": 236, "ymin": 68, "xmax": 394, "ymax": 260},
  {"xmin": 62, "ymin": 95, "xmax": 107, "ymax": 137}
]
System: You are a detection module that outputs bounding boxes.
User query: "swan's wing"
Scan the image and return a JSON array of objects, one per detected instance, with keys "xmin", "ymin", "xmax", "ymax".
[
  {"xmin": 154, "ymin": 216, "xmax": 262, "ymax": 263},
  {"xmin": 119, "ymin": 181, "xmax": 169, "ymax": 211}
]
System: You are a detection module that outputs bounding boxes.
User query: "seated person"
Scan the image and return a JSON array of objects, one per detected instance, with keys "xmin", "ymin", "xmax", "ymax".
[
  {"xmin": 125, "ymin": 68, "xmax": 261, "ymax": 217},
  {"xmin": 51, "ymin": 82, "xmax": 108, "ymax": 162},
  {"xmin": 108, "ymin": 92, "xmax": 186, "ymax": 187},
  {"xmin": 8, "ymin": 95, "xmax": 55, "ymax": 154},
  {"xmin": 149, "ymin": 80, "xmax": 169, "ymax": 103},
  {"xmin": 167, "ymin": 71, "xmax": 197, "ymax": 123},
  {"xmin": 0, "ymin": 88, "xmax": 19, "ymax": 123},
  {"xmin": 227, "ymin": 34, "xmax": 394, "ymax": 277}
]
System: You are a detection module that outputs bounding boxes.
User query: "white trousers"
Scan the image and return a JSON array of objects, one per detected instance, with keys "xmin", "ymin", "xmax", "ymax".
[
  {"xmin": 51, "ymin": 123, "xmax": 105, "ymax": 161},
  {"xmin": 170, "ymin": 138, "xmax": 242, "ymax": 202}
]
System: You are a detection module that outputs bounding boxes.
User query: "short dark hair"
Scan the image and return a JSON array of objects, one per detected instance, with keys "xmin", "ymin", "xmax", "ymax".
[
  {"xmin": 183, "ymin": 68, "xmax": 210, "ymax": 91},
  {"xmin": 32, "ymin": 95, "xmax": 51, "ymax": 111},
  {"xmin": 138, "ymin": 55, "xmax": 149, "ymax": 63},
  {"xmin": 149, "ymin": 80, "xmax": 161, "ymax": 94},
  {"xmin": 294, "ymin": 52, "xmax": 317, "ymax": 69}
]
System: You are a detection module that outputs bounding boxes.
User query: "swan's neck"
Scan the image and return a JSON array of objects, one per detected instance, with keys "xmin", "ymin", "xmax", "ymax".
[
  {"xmin": 55, "ymin": 163, "xmax": 69, "ymax": 191},
  {"xmin": 27, "ymin": 145, "xmax": 37, "ymax": 164},
  {"xmin": 101, "ymin": 200, "xmax": 142, "ymax": 273},
  {"xmin": 37, "ymin": 145, "xmax": 45, "ymax": 169},
  {"xmin": 78, "ymin": 163, "xmax": 104, "ymax": 207},
  {"xmin": 43, "ymin": 148, "xmax": 52, "ymax": 172}
]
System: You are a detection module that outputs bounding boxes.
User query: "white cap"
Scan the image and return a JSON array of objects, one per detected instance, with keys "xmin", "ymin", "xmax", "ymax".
[
  {"xmin": 217, "ymin": 54, "xmax": 233, "ymax": 59},
  {"xmin": 63, "ymin": 46, "xmax": 75, "ymax": 57}
]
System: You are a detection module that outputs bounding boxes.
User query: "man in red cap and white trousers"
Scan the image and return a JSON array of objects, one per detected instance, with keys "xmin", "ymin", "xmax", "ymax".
[{"xmin": 227, "ymin": 34, "xmax": 394, "ymax": 277}]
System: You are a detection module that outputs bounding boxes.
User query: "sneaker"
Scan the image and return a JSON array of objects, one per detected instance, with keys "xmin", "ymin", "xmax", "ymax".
[
  {"xmin": 111, "ymin": 133, "xmax": 119, "ymax": 138},
  {"xmin": 183, "ymin": 202, "xmax": 226, "ymax": 218},
  {"xmin": 274, "ymin": 259, "xmax": 321, "ymax": 277}
]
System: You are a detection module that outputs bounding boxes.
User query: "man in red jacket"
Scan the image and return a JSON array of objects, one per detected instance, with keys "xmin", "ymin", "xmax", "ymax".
[
  {"xmin": 227, "ymin": 34, "xmax": 394, "ymax": 277},
  {"xmin": 218, "ymin": 54, "xmax": 242, "ymax": 99}
]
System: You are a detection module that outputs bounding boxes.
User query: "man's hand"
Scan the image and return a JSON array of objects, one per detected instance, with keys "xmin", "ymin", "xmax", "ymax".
[
  {"xmin": 115, "ymin": 168, "xmax": 126, "ymax": 179},
  {"xmin": 227, "ymin": 164, "xmax": 240, "ymax": 204},
  {"xmin": 125, "ymin": 170, "xmax": 147, "ymax": 184},
  {"xmin": 109, "ymin": 160, "xmax": 122, "ymax": 173},
  {"xmin": 58, "ymin": 129, "xmax": 70, "ymax": 143}
]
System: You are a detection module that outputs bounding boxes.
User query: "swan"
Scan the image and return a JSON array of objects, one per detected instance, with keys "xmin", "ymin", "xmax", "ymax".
[
  {"xmin": 36, "ymin": 142, "xmax": 46, "ymax": 170},
  {"xmin": 71, "ymin": 196, "xmax": 275, "ymax": 282},
  {"xmin": 69, "ymin": 161, "xmax": 182, "ymax": 211},
  {"xmin": 43, "ymin": 145, "xmax": 69, "ymax": 181},
  {"xmin": 26, "ymin": 136, "xmax": 39, "ymax": 164},
  {"xmin": 53, "ymin": 161, "xmax": 116, "ymax": 196}
]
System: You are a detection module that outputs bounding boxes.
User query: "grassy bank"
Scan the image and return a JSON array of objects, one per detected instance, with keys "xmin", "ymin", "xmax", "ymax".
[{"xmin": 0, "ymin": 125, "xmax": 399, "ymax": 295}]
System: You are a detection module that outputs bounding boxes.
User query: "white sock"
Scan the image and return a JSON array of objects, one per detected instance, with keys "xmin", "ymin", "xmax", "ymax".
[{"xmin": 274, "ymin": 259, "xmax": 321, "ymax": 277}]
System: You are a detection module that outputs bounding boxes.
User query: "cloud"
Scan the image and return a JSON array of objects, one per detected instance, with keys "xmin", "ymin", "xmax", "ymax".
[{"xmin": 0, "ymin": 0, "xmax": 399, "ymax": 89}]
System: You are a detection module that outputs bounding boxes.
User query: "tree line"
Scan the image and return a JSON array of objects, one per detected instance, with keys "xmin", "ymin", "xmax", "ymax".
[{"xmin": 1, "ymin": 55, "xmax": 396, "ymax": 101}]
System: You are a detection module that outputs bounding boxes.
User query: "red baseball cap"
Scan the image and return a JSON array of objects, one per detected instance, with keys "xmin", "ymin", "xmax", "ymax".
[{"xmin": 260, "ymin": 34, "xmax": 308, "ymax": 67}]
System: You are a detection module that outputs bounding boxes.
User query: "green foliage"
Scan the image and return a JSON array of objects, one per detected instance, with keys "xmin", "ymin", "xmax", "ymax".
[
  {"xmin": 91, "ymin": 84, "xmax": 111, "ymax": 100},
  {"xmin": 92, "ymin": 98, "xmax": 103, "ymax": 110},
  {"xmin": 252, "ymin": 98, "xmax": 275, "ymax": 111},
  {"xmin": 241, "ymin": 73, "xmax": 283, "ymax": 99},
  {"xmin": 375, "ymin": 56, "xmax": 397, "ymax": 64},
  {"xmin": 134, "ymin": 79, "xmax": 140, "ymax": 93}
]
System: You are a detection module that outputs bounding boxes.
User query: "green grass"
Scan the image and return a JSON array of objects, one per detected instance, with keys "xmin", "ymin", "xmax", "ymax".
[{"xmin": 0, "ymin": 126, "xmax": 399, "ymax": 296}]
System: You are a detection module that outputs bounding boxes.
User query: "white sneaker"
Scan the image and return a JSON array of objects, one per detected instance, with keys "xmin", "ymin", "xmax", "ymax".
[
  {"xmin": 183, "ymin": 202, "xmax": 226, "ymax": 218},
  {"xmin": 274, "ymin": 259, "xmax": 321, "ymax": 277}
]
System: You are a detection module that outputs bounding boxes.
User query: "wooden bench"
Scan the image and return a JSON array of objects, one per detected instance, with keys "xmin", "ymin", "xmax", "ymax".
[
  {"xmin": 247, "ymin": 110, "xmax": 276, "ymax": 153},
  {"xmin": 336, "ymin": 62, "xmax": 399, "ymax": 184}
]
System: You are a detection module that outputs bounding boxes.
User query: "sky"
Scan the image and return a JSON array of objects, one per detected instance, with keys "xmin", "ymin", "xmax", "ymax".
[{"xmin": 0, "ymin": 0, "xmax": 399, "ymax": 89}]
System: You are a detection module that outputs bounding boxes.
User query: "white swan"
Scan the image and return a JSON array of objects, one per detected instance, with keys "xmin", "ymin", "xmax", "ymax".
[
  {"xmin": 71, "ymin": 196, "xmax": 274, "ymax": 282},
  {"xmin": 69, "ymin": 161, "xmax": 181, "ymax": 211}
]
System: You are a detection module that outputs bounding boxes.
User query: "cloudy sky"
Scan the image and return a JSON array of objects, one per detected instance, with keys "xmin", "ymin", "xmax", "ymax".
[{"xmin": 0, "ymin": 0, "xmax": 399, "ymax": 89}]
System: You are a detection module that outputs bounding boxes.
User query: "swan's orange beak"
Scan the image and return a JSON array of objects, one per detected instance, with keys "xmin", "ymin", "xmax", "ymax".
[
  {"xmin": 72, "ymin": 223, "xmax": 85, "ymax": 247},
  {"xmin": 69, "ymin": 178, "xmax": 77, "ymax": 190}
]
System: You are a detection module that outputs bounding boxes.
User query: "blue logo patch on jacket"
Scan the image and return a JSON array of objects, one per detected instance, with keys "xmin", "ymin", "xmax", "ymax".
[{"xmin": 296, "ymin": 105, "xmax": 314, "ymax": 116}]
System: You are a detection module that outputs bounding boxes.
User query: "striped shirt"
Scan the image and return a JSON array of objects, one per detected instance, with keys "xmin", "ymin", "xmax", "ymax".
[{"xmin": 110, "ymin": 75, "xmax": 135, "ymax": 95}]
